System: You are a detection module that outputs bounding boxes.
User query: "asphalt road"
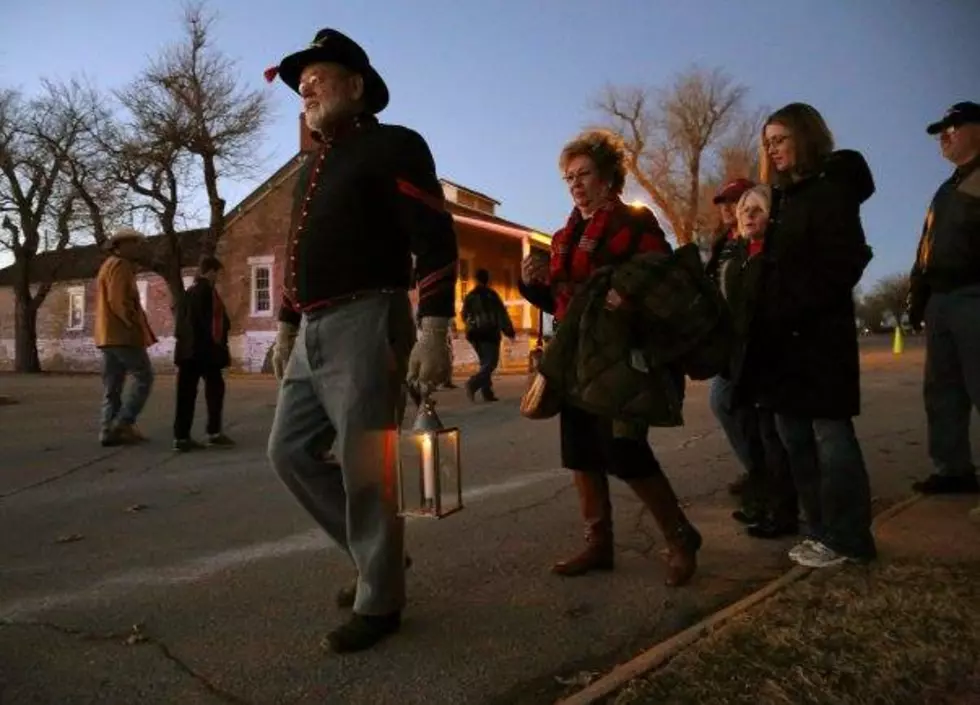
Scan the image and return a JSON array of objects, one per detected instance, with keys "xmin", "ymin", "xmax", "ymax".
[{"xmin": 0, "ymin": 335, "xmax": 965, "ymax": 705}]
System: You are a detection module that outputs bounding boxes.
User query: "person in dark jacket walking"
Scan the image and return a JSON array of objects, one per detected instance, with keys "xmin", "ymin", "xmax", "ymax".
[
  {"xmin": 172, "ymin": 256, "xmax": 234, "ymax": 452},
  {"xmin": 741, "ymin": 102, "xmax": 876, "ymax": 569},
  {"xmin": 462, "ymin": 268, "xmax": 515, "ymax": 402},
  {"xmin": 519, "ymin": 129, "xmax": 701, "ymax": 588},
  {"xmin": 907, "ymin": 101, "xmax": 980, "ymax": 497},
  {"xmin": 263, "ymin": 28, "xmax": 457, "ymax": 653}
]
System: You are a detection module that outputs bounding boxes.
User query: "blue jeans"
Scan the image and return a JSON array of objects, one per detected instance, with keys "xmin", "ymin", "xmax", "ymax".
[
  {"xmin": 709, "ymin": 376, "xmax": 754, "ymax": 472},
  {"xmin": 774, "ymin": 415, "xmax": 875, "ymax": 560},
  {"xmin": 923, "ymin": 286, "xmax": 980, "ymax": 478},
  {"xmin": 467, "ymin": 337, "xmax": 501, "ymax": 396},
  {"xmin": 711, "ymin": 376, "xmax": 796, "ymax": 519},
  {"xmin": 100, "ymin": 346, "xmax": 154, "ymax": 433}
]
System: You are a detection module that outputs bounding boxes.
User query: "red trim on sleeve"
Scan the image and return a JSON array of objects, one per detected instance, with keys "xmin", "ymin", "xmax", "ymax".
[
  {"xmin": 418, "ymin": 262, "xmax": 456, "ymax": 290},
  {"xmin": 396, "ymin": 178, "xmax": 446, "ymax": 213}
]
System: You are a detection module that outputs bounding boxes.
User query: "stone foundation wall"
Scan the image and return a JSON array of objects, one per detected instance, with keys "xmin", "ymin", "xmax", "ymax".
[{"xmin": 0, "ymin": 332, "xmax": 535, "ymax": 375}]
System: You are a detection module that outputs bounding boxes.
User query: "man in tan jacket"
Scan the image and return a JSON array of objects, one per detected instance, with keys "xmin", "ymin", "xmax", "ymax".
[{"xmin": 95, "ymin": 228, "xmax": 157, "ymax": 446}]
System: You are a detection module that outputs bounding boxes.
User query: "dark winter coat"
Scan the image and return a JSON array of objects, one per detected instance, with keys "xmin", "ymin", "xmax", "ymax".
[
  {"xmin": 461, "ymin": 284, "xmax": 515, "ymax": 343},
  {"xmin": 704, "ymin": 226, "xmax": 736, "ymax": 285},
  {"xmin": 278, "ymin": 115, "xmax": 458, "ymax": 325},
  {"xmin": 739, "ymin": 150, "xmax": 875, "ymax": 419},
  {"xmin": 714, "ymin": 237, "xmax": 766, "ymax": 382},
  {"xmin": 536, "ymin": 244, "xmax": 739, "ymax": 427},
  {"xmin": 908, "ymin": 154, "xmax": 980, "ymax": 325},
  {"xmin": 173, "ymin": 277, "xmax": 231, "ymax": 369}
]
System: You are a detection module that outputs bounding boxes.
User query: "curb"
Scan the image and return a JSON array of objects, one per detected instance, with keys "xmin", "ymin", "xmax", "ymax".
[{"xmin": 555, "ymin": 493, "xmax": 924, "ymax": 705}]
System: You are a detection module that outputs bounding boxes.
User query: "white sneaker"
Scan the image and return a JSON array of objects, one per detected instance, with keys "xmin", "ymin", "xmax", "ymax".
[
  {"xmin": 788, "ymin": 539, "xmax": 818, "ymax": 561},
  {"xmin": 790, "ymin": 540, "xmax": 849, "ymax": 568}
]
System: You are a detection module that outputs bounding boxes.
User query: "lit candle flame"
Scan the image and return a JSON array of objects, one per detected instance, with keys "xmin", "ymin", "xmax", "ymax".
[{"xmin": 420, "ymin": 433, "xmax": 436, "ymax": 502}]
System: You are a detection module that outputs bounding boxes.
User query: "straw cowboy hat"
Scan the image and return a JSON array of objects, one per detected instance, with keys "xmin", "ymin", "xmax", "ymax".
[{"xmin": 105, "ymin": 227, "xmax": 146, "ymax": 249}]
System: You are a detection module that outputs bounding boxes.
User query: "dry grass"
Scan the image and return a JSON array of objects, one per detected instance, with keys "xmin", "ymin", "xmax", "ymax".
[{"xmin": 609, "ymin": 559, "xmax": 980, "ymax": 705}]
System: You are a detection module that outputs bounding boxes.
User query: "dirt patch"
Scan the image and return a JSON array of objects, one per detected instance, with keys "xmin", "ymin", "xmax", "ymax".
[{"xmin": 607, "ymin": 558, "xmax": 980, "ymax": 705}]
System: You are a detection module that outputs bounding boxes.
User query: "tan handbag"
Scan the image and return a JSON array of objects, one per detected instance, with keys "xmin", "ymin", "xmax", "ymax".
[{"xmin": 520, "ymin": 372, "xmax": 561, "ymax": 420}]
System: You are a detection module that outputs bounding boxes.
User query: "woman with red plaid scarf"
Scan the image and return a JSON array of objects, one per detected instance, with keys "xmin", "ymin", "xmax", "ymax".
[{"xmin": 518, "ymin": 130, "xmax": 702, "ymax": 587}]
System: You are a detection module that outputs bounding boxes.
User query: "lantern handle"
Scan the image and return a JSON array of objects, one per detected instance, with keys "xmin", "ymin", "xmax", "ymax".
[{"xmin": 406, "ymin": 380, "xmax": 445, "ymax": 433}]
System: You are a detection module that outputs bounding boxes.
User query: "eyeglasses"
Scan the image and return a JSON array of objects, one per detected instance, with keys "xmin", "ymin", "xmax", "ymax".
[{"xmin": 563, "ymin": 169, "xmax": 594, "ymax": 185}]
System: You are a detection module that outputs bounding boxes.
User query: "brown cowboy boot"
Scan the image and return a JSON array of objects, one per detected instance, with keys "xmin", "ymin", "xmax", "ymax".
[
  {"xmin": 552, "ymin": 471, "xmax": 614, "ymax": 576},
  {"xmin": 626, "ymin": 475, "xmax": 702, "ymax": 587}
]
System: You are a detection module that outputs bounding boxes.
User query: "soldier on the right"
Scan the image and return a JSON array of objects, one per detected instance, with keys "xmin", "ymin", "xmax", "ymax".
[{"xmin": 908, "ymin": 101, "xmax": 980, "ymax": 496}]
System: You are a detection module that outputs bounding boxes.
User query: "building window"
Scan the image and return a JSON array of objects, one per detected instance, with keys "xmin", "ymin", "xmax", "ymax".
[
  {"xmin": 248, "ymin": 255, "xmax": 274, "ymax": 317},
  {"xmin": 66, "ymin": 286, "xmax": 85, "ymax": 331},
  {"xmin": 137, "ymin": 280, "xmax": 149, "ymax": 310},
  {"xmin": 500, "ymin": 267, "xmax": 515, "ymax": 299}
]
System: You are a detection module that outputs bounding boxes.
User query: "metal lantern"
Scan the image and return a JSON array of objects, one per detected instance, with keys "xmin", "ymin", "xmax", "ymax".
[{"xmin": 397, "ymin": 383, "xmax": 463, "ymax": 519}]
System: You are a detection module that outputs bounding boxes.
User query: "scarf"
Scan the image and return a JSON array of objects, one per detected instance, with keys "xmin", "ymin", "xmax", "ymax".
[
  {"xmin": 549, "ymin": 199, "xmax": 669, "ymax": 320},
  {"xmin": 210, "ymin": 284, "xmax": 226, "ymax": 344}
]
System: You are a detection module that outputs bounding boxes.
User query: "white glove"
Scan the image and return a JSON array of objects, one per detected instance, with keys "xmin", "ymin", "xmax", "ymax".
[
  {"xmin": 272, "ymin": 322, "xmax": 299, "ymax": 381},
  {"xmin": 407, "ymin": 317, "xmax": 451, "ymax": 389}
]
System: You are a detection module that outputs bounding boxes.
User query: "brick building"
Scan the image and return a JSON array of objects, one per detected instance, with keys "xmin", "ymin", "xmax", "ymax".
[{"xmin": 0, "ymin": 118, "xmax": 552, "ymax": 374}]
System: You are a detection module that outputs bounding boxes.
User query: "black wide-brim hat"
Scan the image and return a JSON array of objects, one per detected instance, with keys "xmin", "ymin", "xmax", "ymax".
[{"xmin": 264, "ymin": 29, "xmax": 389, "ymax": 114}]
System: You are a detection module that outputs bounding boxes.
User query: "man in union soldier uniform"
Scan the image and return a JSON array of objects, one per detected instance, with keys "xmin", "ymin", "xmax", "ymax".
[{"xmin": 264, "ymin": 28, "xmax": 458, "ymax": 653}]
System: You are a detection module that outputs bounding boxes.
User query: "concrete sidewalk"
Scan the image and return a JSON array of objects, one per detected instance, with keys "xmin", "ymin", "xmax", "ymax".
[
  {"xmin": 559, "ymin": 494, "xmax": 980, "ymax": 705},
  {"xmin": 873, "ymin": 494, "xmax": 980, "ymax": 563}
]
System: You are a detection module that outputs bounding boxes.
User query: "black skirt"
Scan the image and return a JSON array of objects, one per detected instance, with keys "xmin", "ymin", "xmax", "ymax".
[{"xmin": 559, "ymin": 404, "xmax": 660, "ymax": 479}]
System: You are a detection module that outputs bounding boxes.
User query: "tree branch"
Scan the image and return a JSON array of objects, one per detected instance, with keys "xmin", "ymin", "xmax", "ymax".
[{"xmin": 593, "ymin": 65, "xmax": 753, "ymax": 245}]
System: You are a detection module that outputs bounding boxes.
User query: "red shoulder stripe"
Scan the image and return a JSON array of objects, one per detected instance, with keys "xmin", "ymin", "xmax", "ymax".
[{"xmin": 397, "ymin": 178, "xmax": 446, "ymax": 213}]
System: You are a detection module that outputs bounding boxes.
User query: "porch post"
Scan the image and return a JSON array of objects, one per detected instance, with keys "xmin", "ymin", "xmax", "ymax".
[{"xmin": 521, "ymin": 236, "xmax": 532, "ymax": 331}]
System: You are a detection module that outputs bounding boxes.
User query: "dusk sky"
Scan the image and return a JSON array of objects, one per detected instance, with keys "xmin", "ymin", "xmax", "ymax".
[{"xmin": 2, "ymin": 0, "xmax": 978, "ymax": 287}]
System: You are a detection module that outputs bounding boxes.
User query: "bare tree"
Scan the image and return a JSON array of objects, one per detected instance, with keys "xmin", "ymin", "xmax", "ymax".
[
  {"xmin": 50, "ymin": 82, "xmax": 130, "ymax": 249},
  {"xmin": 595, "ymin": 65, "xmax": 753, "ymax": 246},
  {"xmin": 855, "ymin": 273, "xmax": 912, "ymax": 333},
  {"xmin": 97, "ymin": 1, "xmax": 271, "ymax": 306},
  {"xmin": 698, "ymin": 107, "xmax": 768, "ymax": 237},
  {"xmin": 149, "ymin": 2, "xmax": 270, "ymax": 255},
  {"xmin": 871, "ymin": 273, "xmax": 911, "ymax": 325},
  {"xmin": 0, "ymin": 82, "xmax": 97, "ymax": 372},
  {"xmin": 101, "ymin": 75, "xmax": 195, "ymax": 300}
]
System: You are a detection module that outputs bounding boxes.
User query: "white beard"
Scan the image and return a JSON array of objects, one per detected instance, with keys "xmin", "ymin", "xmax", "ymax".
[{"xmin": 304, "ymin": 98, "xmax": 355, "ymax": 135}]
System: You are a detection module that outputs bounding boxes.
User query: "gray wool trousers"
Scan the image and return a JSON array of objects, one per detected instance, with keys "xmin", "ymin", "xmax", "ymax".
[{"xmin": 267, "ymin": 292, "xmax": 416, "ymax": 615}]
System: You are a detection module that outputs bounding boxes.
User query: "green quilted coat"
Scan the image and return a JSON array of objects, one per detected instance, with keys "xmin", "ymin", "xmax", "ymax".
[{"xmin": 537, "ymin": 244, "xmax": 731, "ymax": 427}]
